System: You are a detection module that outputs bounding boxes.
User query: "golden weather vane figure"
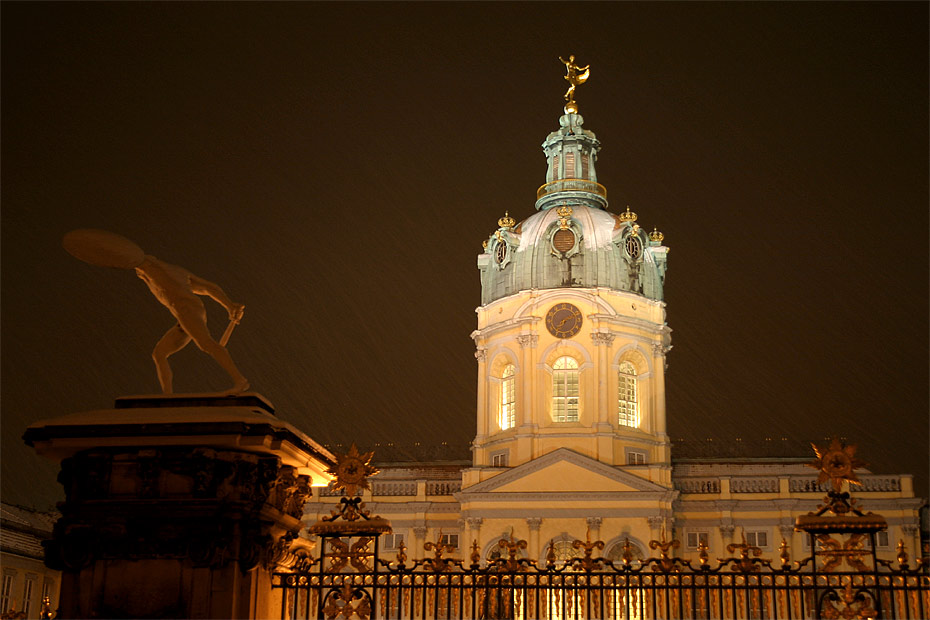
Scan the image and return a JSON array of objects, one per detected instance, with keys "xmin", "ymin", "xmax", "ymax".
[{"xmin": 559, "ymin": 55, "xmax": 590, "ymax": 113}]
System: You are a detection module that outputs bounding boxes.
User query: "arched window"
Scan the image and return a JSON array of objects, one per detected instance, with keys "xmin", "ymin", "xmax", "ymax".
[
  {"xmin": 618, "ymin": 361, "xmax": 639, "ymax": 427},
  {"xmin": 552, "ymin": 356, "xmax": 579, "ymax": 422},
  {"xmin": 499, "ymin": 364, "xmax": 516, "ymax": 430}
]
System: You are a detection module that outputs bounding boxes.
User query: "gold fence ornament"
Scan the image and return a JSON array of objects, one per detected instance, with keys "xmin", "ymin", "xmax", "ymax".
[
  {"xmin": 322, "ymin": 582, "xmax": 372, "ymax": 620},
  {"xmin": 326, "ymin": 444, "xmax": 379, "ymax": 497},
  {"xmin": 896, "ymin": 539, "xmax": 909, "ymax": 569},
  {"xmin": 497, "ymin": 531, "xmax": 528, "ymax": 571},
  {"xmin": 545, "ymin": 539, "xmax": 557, "ymax": 568},
  {"xmin": 722, "ymin": 532, "xmax": 764, "ymax": 572},
  {"xmin": 697, "ymin": 538, "xmax": 710, "ymax": 567},
  {"xmin": 469, "ymin": 540, "xmax": 481, "ymax": 567},
  {"xmin": 571, "ymin": 527, "xmax": 605, "ymax": 572},
  {"xmin": 621, "ymin": 537, "xmax": 635, "ymax": 567},
  {"xmin": 648, "ymin": 530, "xmax": 681, "ymax": 573},
  {"xmin": 779, "ymin": 538, "xmax": 792, "ymax": 569},
  {"xmin": 821, "ymin": 579, "xmax": 878, "ymax": 620},
  {"xmin": 423, "ymin": 530, "xmax": 455, "ymax": 572},
  {"xmin": 818, "ymin": 534, "xmax": 869, "ymax": 573},
  {"xmin": 326, "ymin": 537, "xmax": 374, "ymax": 573}
]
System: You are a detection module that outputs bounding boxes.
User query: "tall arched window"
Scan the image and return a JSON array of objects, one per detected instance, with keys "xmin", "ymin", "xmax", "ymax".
[
  {"xmin": 499, "ymin": 364, "xmax": 516, "ymax": 430},
  {"xmin": 552, "ymin": 356, "xmax": 579, "ymax": 422},
  {"xmin": 618, "ymin": 361, "xmax": 639, "ymax": 427}
]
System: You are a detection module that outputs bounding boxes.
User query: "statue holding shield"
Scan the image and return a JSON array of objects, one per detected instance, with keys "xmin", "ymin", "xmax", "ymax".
[{"xmin": 63, "ymin": 229, "xmax": 249, "ymax": 395}]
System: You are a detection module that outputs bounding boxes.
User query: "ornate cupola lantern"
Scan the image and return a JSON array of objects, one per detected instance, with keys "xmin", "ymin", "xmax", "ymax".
[{"xmin": 536, "ymin": 56, "xmax": 608, "ymax": 212}]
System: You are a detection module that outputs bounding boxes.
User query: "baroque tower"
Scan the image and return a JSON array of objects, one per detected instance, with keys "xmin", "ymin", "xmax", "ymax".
[{"xmin": 465, "ymin": 60, "xmax": 672, "ymax": 490}]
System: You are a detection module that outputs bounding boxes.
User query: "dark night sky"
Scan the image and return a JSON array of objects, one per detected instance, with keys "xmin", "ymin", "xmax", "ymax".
[{"xmin": 2, "ymin": 3, "xmax": 927, "ymax": 510}]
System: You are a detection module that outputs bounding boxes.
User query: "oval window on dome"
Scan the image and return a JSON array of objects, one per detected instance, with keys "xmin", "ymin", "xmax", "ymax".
[
  {"xmin": 625, "ymin": 235, "xmax": 642, "ymax": 260},
  {"xmin": 496, "ymin": 241, "xmax": 508, "ymax": 264},
  {"xmin": 553, "ymin": 229, "xmax": 576, "ymax": 253}
]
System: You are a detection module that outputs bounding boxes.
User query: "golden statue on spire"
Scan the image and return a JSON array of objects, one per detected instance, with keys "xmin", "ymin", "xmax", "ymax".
[{"xmin": 559, "ymin": 55, "xmax": 590, "ymax": 114}]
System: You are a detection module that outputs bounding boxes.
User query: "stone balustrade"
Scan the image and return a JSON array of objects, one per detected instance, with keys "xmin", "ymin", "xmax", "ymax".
[
  {"xmin": 674, "ymin": 479, "xmax": 720, "ymax": 494},
  {"xmin": 426, "ymin": 481, "xmax": 462, "ymax": 496},
  {"xmin": 371, "ymin": 481, "xmax": 417, "ymax": 496},
  {"xmin": 675, "ymin": 474, "xmax": 903, "ymax": 495},
  {"xmin": 730, "ymin": 477, "xmax": 779, "ymax": 493}
]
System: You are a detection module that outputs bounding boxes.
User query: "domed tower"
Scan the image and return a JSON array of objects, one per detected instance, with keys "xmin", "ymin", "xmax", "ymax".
[{"xmin": 466, "ymin": 59, "xmax": 672, "ymax": 492}]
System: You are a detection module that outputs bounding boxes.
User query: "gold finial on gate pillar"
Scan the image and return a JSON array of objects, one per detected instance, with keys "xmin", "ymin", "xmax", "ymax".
[
  {"xmin": 808, "ymin": 437, "xmax": 866, "ymax": 493},
  {"xmin": 326, "ymin": 443, "xmax": 379, "ymax": 497}
]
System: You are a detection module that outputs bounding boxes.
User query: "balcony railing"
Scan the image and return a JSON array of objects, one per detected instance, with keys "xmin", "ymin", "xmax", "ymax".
[
  {"xmin": 675, "ymin": 474, "xmax": 904, "ymax": 495},
  {"xmin": 537, "ymin": 178, "xmax": 607, "ymax": 200}
]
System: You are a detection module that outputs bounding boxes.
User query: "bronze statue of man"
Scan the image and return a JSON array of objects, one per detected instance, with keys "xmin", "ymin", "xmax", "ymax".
[{"xmin": 63, "ymin": 229, "xmax": 249, "ymax": 395}]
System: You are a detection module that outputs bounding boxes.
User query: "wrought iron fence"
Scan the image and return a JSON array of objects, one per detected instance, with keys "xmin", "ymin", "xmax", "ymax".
[
  {"xmin": 282, "ymin": 441, "xmax": 928, "ymax": 619},
  {"xmin": 272, "ymin": 546, "xmax": 929, "ymax": 619}
]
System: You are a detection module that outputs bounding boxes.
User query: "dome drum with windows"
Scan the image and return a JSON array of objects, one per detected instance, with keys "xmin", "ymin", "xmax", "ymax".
[{"xmin": 469, "ymin": 57, "xmax": 673, "ymax": 480}]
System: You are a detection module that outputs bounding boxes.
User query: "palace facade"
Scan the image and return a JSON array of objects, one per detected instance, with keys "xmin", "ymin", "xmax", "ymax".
[{"xmin": 302, "ymin": 79, "xmax": 923, "ymax": 568}]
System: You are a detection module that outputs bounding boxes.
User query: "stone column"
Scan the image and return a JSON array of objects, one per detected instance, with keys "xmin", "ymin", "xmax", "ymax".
[{"xmin": 24, "ymin": 394, "xmax": 335, "ymax": 620}]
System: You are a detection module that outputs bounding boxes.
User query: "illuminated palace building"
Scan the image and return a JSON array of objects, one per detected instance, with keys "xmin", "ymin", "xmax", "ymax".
[{"xmin": 303, "ymin": 79, "xmax": 923, "ymax": 570}]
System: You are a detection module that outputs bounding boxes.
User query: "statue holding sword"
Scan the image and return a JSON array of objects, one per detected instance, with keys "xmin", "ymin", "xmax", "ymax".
[{"xmin": 63, "ymin": 229, "xmax": 249, "ymax": 395}]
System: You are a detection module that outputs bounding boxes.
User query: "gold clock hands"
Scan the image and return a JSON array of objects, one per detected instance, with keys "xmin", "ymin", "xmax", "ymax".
[{"xmin": 556, "ymin": 315, "xmax": 572, "ymax": 329}]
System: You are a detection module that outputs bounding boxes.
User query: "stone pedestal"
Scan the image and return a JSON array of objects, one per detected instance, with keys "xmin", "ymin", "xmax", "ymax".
[{"xmin": 23, "ymin": 393, "xmax": 335, "ymax": 619}]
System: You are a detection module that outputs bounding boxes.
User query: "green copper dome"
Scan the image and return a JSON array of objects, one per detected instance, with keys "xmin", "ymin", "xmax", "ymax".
[{"xmin": 478, "ymin": 112, "xmax": 668, "ymax": 306}]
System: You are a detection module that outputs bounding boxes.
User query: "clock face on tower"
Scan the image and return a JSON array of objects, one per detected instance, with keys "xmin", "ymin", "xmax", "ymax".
[{"xmin": 545, "ymin": 303, "xmax": 583, "ymax": 339}]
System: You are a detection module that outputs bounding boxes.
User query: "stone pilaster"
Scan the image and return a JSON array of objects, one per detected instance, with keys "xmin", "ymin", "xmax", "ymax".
[{"xmin": 526, "ymin": 517, "xmax": 542, "ymax": 558}]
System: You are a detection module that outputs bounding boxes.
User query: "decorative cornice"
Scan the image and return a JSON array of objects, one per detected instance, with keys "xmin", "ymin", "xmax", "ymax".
[
  {"xmin": 474, "ymin": 348, "xmax": 488, "ymax": 362},
  {"xmin": 516, "ymin": 334, "xmax": 539, "ymax": 349},
  {"xmin": 591, "ymin": 331, "xmax": 615, "ymax": 346}
]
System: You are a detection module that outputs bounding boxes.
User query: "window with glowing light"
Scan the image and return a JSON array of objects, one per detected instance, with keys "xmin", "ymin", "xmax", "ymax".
[
  {"xmin": 552, "ymin": 356, "xmax": 580, "ymax": 422},
  {"xmin": 618, "ymin": 361, "xmax": 639, "ymax": 427},
  {"xmin": 499, "ymin": 364, "xmax": 516, "ymax": 430}
]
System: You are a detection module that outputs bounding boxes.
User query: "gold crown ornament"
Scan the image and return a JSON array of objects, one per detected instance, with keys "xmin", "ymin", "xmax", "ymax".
[
  {"xmin": 618, "ymin": 206, "xmax": 637, "ymax": 223},
  {"xmin": 498, "ymin": 211, "xmax": 516, "ymax": 229},
  {"xmin": 649, "ymin": 228, "xmax": 665, "ymax": 243}
]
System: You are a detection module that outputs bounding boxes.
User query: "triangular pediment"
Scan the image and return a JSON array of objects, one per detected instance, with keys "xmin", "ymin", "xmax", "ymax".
[{"xmin": 461, "ymin": 448, "xmax": 667, "ymax": 495}]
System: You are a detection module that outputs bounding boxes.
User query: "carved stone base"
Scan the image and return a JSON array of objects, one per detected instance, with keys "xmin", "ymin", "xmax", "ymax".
[{"xmin": 24, "ymin": 395, "xmax": 334, "ymax": 619}]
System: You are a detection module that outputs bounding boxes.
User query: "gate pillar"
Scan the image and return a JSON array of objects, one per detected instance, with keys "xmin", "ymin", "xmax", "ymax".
[{"xmin": 23, "ymin": 393, "xmax": 335, "ymax": 619}]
